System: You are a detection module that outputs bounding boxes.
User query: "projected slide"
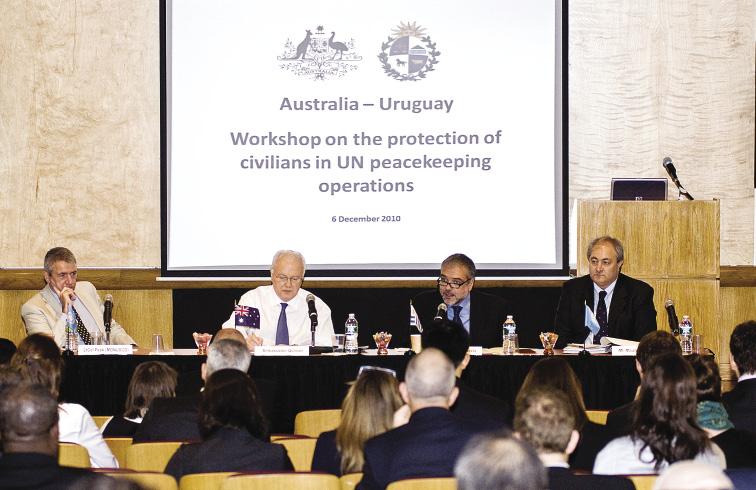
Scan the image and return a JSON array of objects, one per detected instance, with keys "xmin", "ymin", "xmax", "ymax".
[{"xmin": 164, "ymin": 0, "xmax": 565, "ymax": 275}]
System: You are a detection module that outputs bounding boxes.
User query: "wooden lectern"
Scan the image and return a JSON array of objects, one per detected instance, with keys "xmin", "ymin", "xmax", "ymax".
[{"xmin": 577, "ymin": 200, "xmax": 725, "ymax": 370}]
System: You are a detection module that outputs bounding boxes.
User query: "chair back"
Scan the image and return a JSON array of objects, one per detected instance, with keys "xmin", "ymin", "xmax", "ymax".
[
  {"xmin": 585, "ymin": 410, "xmax": 609, "ymax": 425},
  {"xmin": 104, "ymin": 470, "xmax": 179, "ymax": 490},
  {"xmin": 220, "ymin": 472, "xmax": 340, "ymax": 490},
  {"xmin": 126, "ymin": 441, "xmax": 184, "ymax": 472},
  {"xmin": 386, "ymin": 477, "xmax": 457, "ymax": 490},
  {"xmin": 273, "ymin": 437, "xmax": 318, "ymax": 472},
  {"xmin": 294, "ymin": 409, "xmax": 342, "ymax": 437},
  {"xmin": 59, "ymin": 442, "xmax": 90, "ymax": 468},
  {"xmin": 179, "ymin": 472, "xmax": 239, "ymax": 490},
  {"xmin": 627, "ymin": 474, "xmax": 658, "ymax": 490},
  {"xmin": 340, "ymin": 472, "xmax": 363, "ymax": 490},
  {"xmin": 92, "ymin": 415, "xmax": 113, "ymax": 429},
  {"xmin": 104, "ymin": 437, "xmax": 133, "ymax": 468}
]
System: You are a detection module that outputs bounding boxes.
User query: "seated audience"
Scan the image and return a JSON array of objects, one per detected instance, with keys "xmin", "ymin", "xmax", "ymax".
[
  {"xmin": 689, "ymin": 354, "xmax": 756, "ymax": 468},
  {"xmin": 10, "ymin": 334, "xmax": 118, "ymax": 468},
  {"xmin": 517, "ymin": 356, "xmax": 611, "ymax": 471},
  {"xmin": 164, "ymin": 369, "xmax": 292, "ymax": 481},
  {"xmin": 654, "ymin": 461, "xmax": 734, "ymax": 490},
  {"xmin": 0, "ymin": 337, "xmax": 17, "ymax": 364},
  {"xmin": 514, "ymin": 386, "xmax": 634, "ymax": 490},
  {"xmin": 594, "ymin": 352, "xmax": 726, "ymax": 474},
  {"xmin": 0, "ymin": 383, "xmax": 113, "ymax": 489},
  {"xmin": 101, "ymin": 361, "xmax": 178, "ymax": 437},
  {"xmin": 455, "ymin": 431, "xmax": 547, "ymax": 490},
  {"xmin": 356, "ymin": 348, "xmax": 479, "ymax": 490},
  {"xmin": 722, "ymin": 320, "xmax": 756, "ymax": 435},
  {"xmin": 422, "ymin": 319, "xmax": 511, "ymax": 429},
  {"xmin": 311, "ymin": 367, "xmax": 403, "ymax": 476},
  {"xmin": 606, "ymin": 330, "xmax": 682, "ymax": 437}
]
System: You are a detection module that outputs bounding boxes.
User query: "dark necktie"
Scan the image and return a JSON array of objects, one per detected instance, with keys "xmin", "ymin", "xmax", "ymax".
[
  {"xmin": 452, "ymin": 305, "xmax": 462, "ymax": 325},
  {"xmin": 70, "ymin": 306, "xmax": 92, "ymax": 345},
  {"xmin": 595, "ymin": 291, "xmax": 608, "ymax": 343},
  {"xmin": 275, "ymin": 303, "xmax": 289, "ymax": 345}
]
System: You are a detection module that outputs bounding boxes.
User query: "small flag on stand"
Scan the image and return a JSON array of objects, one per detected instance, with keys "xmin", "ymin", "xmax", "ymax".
[
  {"xmin": 235, "ymin": 304, "xmax": 260, "ymax": 330},
  {"xmin": 410, "ymin": 302, "xmax": 423, "ymax": 333}
]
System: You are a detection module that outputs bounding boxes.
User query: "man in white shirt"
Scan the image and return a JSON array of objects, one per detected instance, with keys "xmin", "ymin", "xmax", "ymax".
[{"xmin": 221, "ymin": 250, "xmax": 334, "ymax": 349}]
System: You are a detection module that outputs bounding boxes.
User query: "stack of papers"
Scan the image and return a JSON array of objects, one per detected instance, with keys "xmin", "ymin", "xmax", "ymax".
[{"xmin": 563, "ymin": 343, "xmax": 610, "ymax": 354}]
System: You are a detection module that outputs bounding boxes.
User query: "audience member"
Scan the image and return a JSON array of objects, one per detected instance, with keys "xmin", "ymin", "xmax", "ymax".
[
  {"xmin": 10, "ymin": 334, "xmax": 118, "ymax": 468},
  {"xmin": 654, "ymin": 461, "xmax": 734, "ymax": 490},
  {"xmin": 606, "ymin": 330, "xmax": 682, "ymax": 437},
  {"xmin": 101, "ymin": 361, "xmax": 178, "ymax": 437},
  {"xmin": 689, "ymin": 353, "xmax": 756, "ymax": 468},
  {"xmin": 455, "ymin": 431, "xmax": 547, "ymax": 490},
  {"xmin": 311, "ymin": 368, "xmax": 403, "ymax": 476},
  {"xmin": 0, "ymin": 337, "xmax": 17, "ymax": 364},
  {"xmin": 356, "ymin": 348, "xmax": 479, "ymax": 490},
  {"xmin": 164, "ymin": 369, "xmax": 292, "ymax": 481},
  {"xmin": 594, "ymin": 352, "xmax": 725, "ymax": 474},
  {"xmin": 133, "ymin": 338, "xmax": 252, "ymax": 442},
  {"xmin": 514, "ymin": 386, "xmax": 634, "ymax": 490},
  {"xmin": 517, "ymin": 356, "xmax": 611, "ymax": 471},
  {"xmin": 421, "ymin": 319, "xmax": 511, "ymax": 429},
  {"xmin": 0, "ymin": 383, "xmax": 114, "ymax": 489},
  {"xmin": 722, "ymin": 320, "xmax": 756, "ymax": 434}
]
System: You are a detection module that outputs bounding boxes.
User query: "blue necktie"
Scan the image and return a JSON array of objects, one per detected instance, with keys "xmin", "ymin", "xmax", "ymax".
[
  {"xmin": 595, "ymin": 291, "xmax": 608, "ymax": 343},
  {"xmin": 275, "ymin": 303, "xmax": 289, "ymax": 345},
  {"xmin": 452, "ymin": 305, "xmax": 462, "ymax": 325}
]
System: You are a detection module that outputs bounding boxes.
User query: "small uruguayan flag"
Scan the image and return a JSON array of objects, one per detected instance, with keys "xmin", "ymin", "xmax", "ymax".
[
  {"xmin": 584, "ymin": 302, "xmax": 600, "ymax": 337},
  {"xmin": 410, "ymin": 302, "xmax": 423, "ymax": 333}
]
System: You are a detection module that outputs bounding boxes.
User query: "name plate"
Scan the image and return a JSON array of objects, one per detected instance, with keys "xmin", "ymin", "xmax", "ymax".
[
  {"xmin": 255, "ymin": 345, "xmax": 310, "ymax": 356},
  {"xmin": 612, "ymin": 345, "xmax": 638, "ymax": 356},
  {"xmin": 78, "ymin": 345, "xmax": 133, "ymax": 356},
  {"xmin": 468, "ymin": 346, "xmax": 483, "ymax": 356}
]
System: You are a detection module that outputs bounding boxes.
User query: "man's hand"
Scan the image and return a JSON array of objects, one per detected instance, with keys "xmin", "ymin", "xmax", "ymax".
[
  {"xmin": 52, "ymin": 285, "xmax": 76, "ymax": 314},
  {"xmin": 246, "ymin": 333, "xmax": 263, "ymax": 352}
]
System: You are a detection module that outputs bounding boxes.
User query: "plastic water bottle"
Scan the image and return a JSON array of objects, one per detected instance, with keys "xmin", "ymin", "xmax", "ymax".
[
  {"xmin": 503, "ymin": 315, "xmax": 517, "ymax": 355},
  {"xmin": 65, "ymin": 307, "xmax": 78, "ymax": 354},
  {"xmin": 679, "ymin": 315, "xmax": 693, "ymax": 355},
  {"xmin": 345, "ymin": 314, "xmax": 359, "ymax": 354}
]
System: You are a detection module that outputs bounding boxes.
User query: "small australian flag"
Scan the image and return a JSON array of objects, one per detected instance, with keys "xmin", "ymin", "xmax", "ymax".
[{"xmin": 235, "ymin": 304, "xmax": 260, "ymax": 330}]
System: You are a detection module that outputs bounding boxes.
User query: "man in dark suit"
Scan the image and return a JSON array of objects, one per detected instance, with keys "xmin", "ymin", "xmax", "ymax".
[
  {"xmin": 356, "ymin": 348, "xmax": 479, "ymax": 490},
  {"xmin": 0, "ymin": 383, "xmax": 112, "ymax": 489},
  {"xmin": 723, "ymin": 320, "xmax": 756, "ymax": 435},
  {"xmin": 422, "ymin": 319, "xmax": 511, "ymax": 429},
  {"xmin": 412, "ymin": 253, "xmax": 507, "ymax": 348},
  {"xmin": 514, "ymin": 386, "xmax": 634, "ymax": 490},
  {"xmin": 553, "ymin": 236, "xmax": 657, "ymax": 349}
]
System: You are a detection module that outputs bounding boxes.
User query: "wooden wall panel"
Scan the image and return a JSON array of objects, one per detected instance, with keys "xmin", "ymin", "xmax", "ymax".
[
  {"xmin": 720, "ymin": 286, "xmax": 756, "ymax": 381},
  {"xmin": 0, "ymin": 291, "xmax": 39, "ymax": 346}
]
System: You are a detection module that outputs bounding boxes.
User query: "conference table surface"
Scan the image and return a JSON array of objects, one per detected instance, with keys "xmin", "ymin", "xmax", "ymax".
[{"xmin": 60, "ymin": 348, "xmax": 639, "ymax": 433}]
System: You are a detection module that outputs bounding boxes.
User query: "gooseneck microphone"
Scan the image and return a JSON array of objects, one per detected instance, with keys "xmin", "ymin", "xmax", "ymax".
[
  {"xmin": 434, "ymin": 303, "xmax": 447, "ymax": 322},
  {"xmin": 662, "ymin": 157, "xmax": 694, "ymax": 200},
  {"xmin": 103, "ymin": 294, "xmax": 113, "ymax": 332},
  {"xmin": 306, "ymin": 294, "xmax": 318, "ymax": 328},
  {"xmin": 665, "ymin": 299, "xmax": 680, "ymax": 335}
]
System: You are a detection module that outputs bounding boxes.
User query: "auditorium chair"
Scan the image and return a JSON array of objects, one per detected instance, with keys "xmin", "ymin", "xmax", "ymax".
[
  {"xmin": 272, "ymin": 437, "xmax": 318, "ymax": 471},
  {"xmin": 585, "ymin": 410, "xmax": 609, "ymax": 425},
  {"xmin": 104, "ymin": 437, "xmax": 132, "ymax": 468},
  {"xmin": 626, "ymin": 474, "xmax": 658, "ymax": 490},
  {"xmin": 125, "ymin": 441, "xmax": 184, "ymax": 472},
  {"xmin": 91, "ymin": 415, "xmax": 113, "ymax": 429},
  {"xmin": 58, "ymin": 442, "xmax": 90, "ymax": 468},
  {"xmin": 340, "ymin": 472, "xmax": 363, "ymax": 490},
  {"xmin": 103, "ymin": 470, "xmax": 178, "ymax": 490},
  {"xmin": 386, "ymin": 477, "xmax": 457, "ymax": 490},
  {"xmin": 294, "ymin": 409, "xmax": 342, "ymax": 437},
  {"xmin": 219, "ymin": 472, "xmax": 340, "ymax": 490},
  {"xmin": 179, "ymin": 471, "xmax": 238, "ymax": 490}
]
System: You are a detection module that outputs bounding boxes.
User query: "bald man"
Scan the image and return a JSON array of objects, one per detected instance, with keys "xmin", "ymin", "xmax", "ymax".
[{"xmin": 357, "ymin": 348, "xmax": 479, "ymax": 490}]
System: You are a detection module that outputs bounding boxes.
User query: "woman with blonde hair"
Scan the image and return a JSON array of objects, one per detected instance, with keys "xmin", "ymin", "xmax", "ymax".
[{"xmin": 311, "ymin": 367, "xmax": 404, "ymax": 476}]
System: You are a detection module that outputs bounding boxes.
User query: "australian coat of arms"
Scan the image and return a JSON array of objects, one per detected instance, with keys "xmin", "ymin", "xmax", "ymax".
[{"xmin": 278, "ymin": 26, "xmax": 362, "ymax": 80}]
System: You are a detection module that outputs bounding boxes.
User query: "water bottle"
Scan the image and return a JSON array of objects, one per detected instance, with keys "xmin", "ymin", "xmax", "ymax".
[
  {"xmin": 345, "ymin": 314, "xmax": 359, "ymax": 354},
  {"xmin": 679, "ymin": 315, "xmax": 693, "ymax": 355},
  {"xmin": 65, "ymin": 307, "xmax": 78, "ymax": 354},
  {"xmin": 503, "ymin": 315, "xmax": 517, "ymax": 355}
]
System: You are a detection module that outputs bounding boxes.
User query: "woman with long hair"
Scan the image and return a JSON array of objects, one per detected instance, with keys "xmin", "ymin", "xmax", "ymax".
[
  {"xmin": 311, "ymin": 368, "xmax": 404, "ymax": 476},
  {"xmin": 164, "ymin": 369, "xmax": 292, "ymax": 481},
  {"xmin": 516, "ymin": 356, "xmax": 611, "ymax": 471},
  {"xmin": 10, "ymin": 334, "xmax": 118, "ymax": 468},
  {"xmin": 594, "ymin": 352, "xmax": 726, "ymax": 474}
]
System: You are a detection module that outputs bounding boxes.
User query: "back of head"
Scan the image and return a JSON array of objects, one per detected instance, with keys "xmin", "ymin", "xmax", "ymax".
[
  {"xmin": 730, "ymin": 320, "xmax": 756, "ymax": 375},
  {"xmin": 337, "ymin": 370, "xmax": 403, "ymax": 474},
  {"xmin": 688, "ymin": 354, "xmax": 722, "ymax": 402},
  {"xmin": 124, "ymin": 361, "xmax": 178, "ymax": 418},
  {"xmin": 206, "ymin": 339, "xmax": 251, "ymax": 377},
  {"xmin": 405, "ymin": 347, "xmax": 456, "ymax": 404},
  {"xmin": 213, "ymin": 328, "xmax": 246, "ymax": 345},
  {"xmin": 421, "ymin": 320, "xmax": 470, "ymax": 367},
  {"xmin": 10, "ymin": 334, "xmax": 64, "ymax": 398},
  {"xmin": 517, "ymin": 357, "xmax": 587, "ymax": 429},
  {"xmin": 654, "ymin": 461, "xmax": 733, "ymax": 490},
  {"xmin": 514, "ymin": 386, "xmax": 575, "ymax": 455},
  {"xmin": 637, "ymin": 330, "xmax": 682, "ymax": 373},
  {"xmin": 0, "ymin": 338, "xmax": 17, "ymax": 364},
  {"xmin": 455, "ymin": 431, "xmax": 546, "ymax": 490},
  {"xmin": 0, "ymin": 383, "xmax": 59, "ymax": 450},
  {"xmin": 199, "ymin": 368, "xmax": 267, "ymax": 440}
]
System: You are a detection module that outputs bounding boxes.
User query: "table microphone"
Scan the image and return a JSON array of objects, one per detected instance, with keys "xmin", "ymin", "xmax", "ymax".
[
  {"xmin": 665, "ymin": 299, "xmax": 679, "ymax": 335},
  {"xmin": 434, "ymin": 303, "xmax": 447, "ymax": 322},
  {"xmin": 306, "ymin": 294, "xmax": 318, "ymax": 329},
  {"xmin": 103, "ymin": 294, "xmax": 113, "ymax": 332}
]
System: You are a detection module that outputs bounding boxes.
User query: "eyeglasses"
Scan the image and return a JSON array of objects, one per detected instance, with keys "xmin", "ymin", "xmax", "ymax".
[
  {"xmin": 358, "ymin": 365, "xmax": 397, "ymax": 378},
  {"xmin": 273, "ymin": 274, "xmax": 302, "ymax": 284},
  {"xmin": 437, "ymin": 278, "xmax": 470, "ymax": 290}
]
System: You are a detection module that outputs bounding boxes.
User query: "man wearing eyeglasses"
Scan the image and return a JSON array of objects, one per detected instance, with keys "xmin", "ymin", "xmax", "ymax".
[
  {"xmin": 411, "ymin": 253, "xmax": 507, "ymax": 347},
  {"xmin": 221, "ymin": 250, "xmax": 334, "ymax": 349}
]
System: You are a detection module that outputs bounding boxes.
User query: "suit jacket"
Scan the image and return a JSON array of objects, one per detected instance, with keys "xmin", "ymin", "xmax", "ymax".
[
  {"xmin": 356, "ymin": 407, "xmax": 478, "ymax": 490},
  {"xmin": 547, "ymin": 466, "xmax": 635, "ymax": 490},
  {"xmin": 452, "ymin": 379, "xmax": 511, "ymax": 430},
  {"xmin": 21, "ymin": 282, "xmax": 136, "ymax": 348},
  {"xmin": 0, "ymin": 452, "xmax": 112, "ymax": 490},
  {"xmin": 722, "ymin": 378, "xmax": 756, "ymax": 435},
  {"xmin": 605, "ymin": 400, "xmax": 637, "ymax": 438},
  {"xmin": 132, "ymin": 394, "xmax": 203, "ymax": 443},
  {"xmin": 412, "ymin": 290, "xmax": 507, "ymax": 348},
  {"xmin": 569, "ymin": 420, "xmax": 613, "ymax": 472},
  {"xmin": 553, "ymin": 273, "xmax": 656, "ymax": 349}
]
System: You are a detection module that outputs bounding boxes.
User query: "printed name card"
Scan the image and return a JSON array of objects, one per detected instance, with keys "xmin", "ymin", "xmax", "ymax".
[
  {"xmin": 255, "ymin": 345, "xmax": 310, "ymax": 356},
  {"xmin": 468, "ymin": 346, "xmax": 483, "ymax": 356},
  {"xmin": 612, "ymin": 345, "xmax": 637, "ymax": 356},
  {"xmin": 78, "ymin": 345, "xmax": 134, "ymax": 356}
]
